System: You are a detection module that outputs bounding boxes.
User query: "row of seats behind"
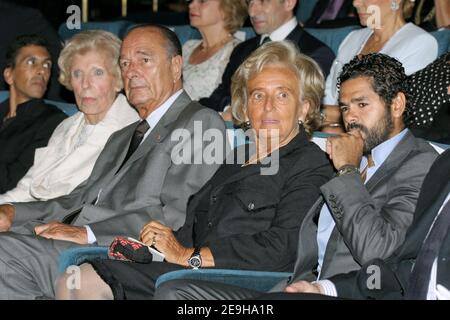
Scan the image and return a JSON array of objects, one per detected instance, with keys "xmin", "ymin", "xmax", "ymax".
[{"xmin": 58, "ymin": 20, "xmax": 450, "ymax": 56}]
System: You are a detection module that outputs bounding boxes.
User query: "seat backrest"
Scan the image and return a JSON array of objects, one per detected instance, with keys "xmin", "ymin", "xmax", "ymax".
[
  {"xmin": 296, "ymin": 0, "xmax": 320, "ymax": 23},
  {"xmin": 168, "ymin": 25, "xmax": 201, "ymax": 45},
  {"xmin": 0, "ymin": 90, "xmax": 8, "ymax": 103},
  {"xmin": 47, "ymin": 100, "xmax": 78, "ymax": 116},
  {"xmin": 58, "ymin": 20, "xmax": 133, "ymax": 41},
  {"xmin": 430, "ymin": 29, "xmax": 450, "ymax": 56},
  {"xmin": 165, "ymin": 25, "xmax": 256, "ymax": 46},
  {"xmin": 305, "ymin": 25, "xmax": 361, "ymax": 55},
  {"xmin": 0, "ymin": 90, "xmax": 78, "ymax": 116},
  {"xmin": 234, "ymin": 27, "xmax": 256, "ymax": 42}
]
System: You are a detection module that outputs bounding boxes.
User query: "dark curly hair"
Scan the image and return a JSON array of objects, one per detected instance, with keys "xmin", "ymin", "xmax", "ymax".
[
  {"xmin": 5, "ymin": 34, "xmax": 51, "ymax": 69},
  {"xmin": 337, "ymin": 53, "xmax": 411, "ymax": 121}
]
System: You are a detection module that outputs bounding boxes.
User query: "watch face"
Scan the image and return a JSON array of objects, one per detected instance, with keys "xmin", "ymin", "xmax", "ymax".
[{"xmin": 189, "ymin": 256, "xmax": 201, "ymax": 269}]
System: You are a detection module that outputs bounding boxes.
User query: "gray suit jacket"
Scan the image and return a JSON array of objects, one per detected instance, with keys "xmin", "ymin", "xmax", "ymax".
[
  {"xmin": 12, "ymin": 91, "xmax": 226, "ymax": 245},
  {"xmin": 271, "ymin": 130, "xmax": 438, "ymax": 291}
]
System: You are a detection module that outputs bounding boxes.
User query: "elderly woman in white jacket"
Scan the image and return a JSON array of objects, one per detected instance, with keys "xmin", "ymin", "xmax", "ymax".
[{"xmin": 0, "ymin": 30, "xmax": 139, "ymax": 203}]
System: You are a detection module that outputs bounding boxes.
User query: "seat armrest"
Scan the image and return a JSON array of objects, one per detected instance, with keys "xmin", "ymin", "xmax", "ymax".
[
  {"xmin": 156, "ymin": 268, "xmax": 291, "ymax": 293},
  {"xmin": 58, "ymin": 246, "xmax": 108, "ymax": 273}
]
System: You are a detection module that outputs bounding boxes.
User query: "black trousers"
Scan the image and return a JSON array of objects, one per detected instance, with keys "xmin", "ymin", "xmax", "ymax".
[{"xmin": 154, "ymin": 278, "xmax": 341, "ymax": 300}]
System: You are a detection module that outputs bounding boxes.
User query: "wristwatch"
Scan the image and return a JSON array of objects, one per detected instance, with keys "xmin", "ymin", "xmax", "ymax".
[
  {"xmin": 337, "ymin": 164, "xmax": 360, "ymax": 176},
  {"xmin": 188, "ymin": 247, "xmax": 202, "ymax": 269}
]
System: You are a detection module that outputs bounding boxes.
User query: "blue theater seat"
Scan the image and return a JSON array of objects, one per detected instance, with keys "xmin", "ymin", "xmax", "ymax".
[
  {"xmin": 58, "ymin": 20, "xmax": 133, "ymax": 41},
  {"xmin": 57, "ymin": 246, "xmax": 290, "ymax": 292},
  {"xmin": 305, "ymin": 25, "xmax": 360, "ymax": 55},
  {"xmin": 0, "ymin": 90, "xmax": 78, "ymax": 116}
]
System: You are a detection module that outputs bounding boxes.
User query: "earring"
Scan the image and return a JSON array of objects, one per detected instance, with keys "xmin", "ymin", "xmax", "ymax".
[
  {"xmin": 390, "ymin": 0, "xmax": 399, "ymax": 11},
  {"xmin": 298, "ymin": 119, "xmax": 304, "ymax": 126},
  {"xmin": 243, "ymin": 120, "xmax": 251, "ymax": 130}
]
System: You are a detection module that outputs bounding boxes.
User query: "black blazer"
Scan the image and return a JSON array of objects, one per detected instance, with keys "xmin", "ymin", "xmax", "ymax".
[
  {"xmin": 175, "ymin": 130, "xmax": 334, "ymax": 272},
  {"xmin": 0, "ymin": 99, "xmax": 67, "ymax": 193},
  {"xmin": 199, "ymin": 24, "xmax": 335, "ymax": 111},
  {"xmin": 331, "ymin": 148, "xmax": 450, "ymax": 299}
]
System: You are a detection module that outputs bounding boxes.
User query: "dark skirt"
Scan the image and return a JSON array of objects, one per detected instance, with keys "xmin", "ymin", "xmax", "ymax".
[{"xmin": 89, "ymin": 258, "xmax": 186, "ymax": 300}]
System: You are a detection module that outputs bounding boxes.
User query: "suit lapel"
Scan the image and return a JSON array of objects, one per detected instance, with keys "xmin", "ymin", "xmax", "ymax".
[
  {"xmin": 291, "ymin": 197, "xmax": 324, "ymax": 281},
  {"xmin": 108, "ymin": 121, "xmax": 140, "ymax": 174},
  {"xmin": 364, "ymin": 131, "xmax": 416, "ymax": 192},
  {"xmin": 395, "ymin": 180, "xmax": 450, "ymax": 260},
  {"xmin": 437, "ymin": 231, "xmax": 450, "ymax": 289},
  {"xmin": 286, "ymin": 25, "xmax": 304, "ymax": 48}
]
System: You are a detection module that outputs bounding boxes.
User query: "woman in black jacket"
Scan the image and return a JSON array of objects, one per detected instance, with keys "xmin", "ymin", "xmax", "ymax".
[{"xmin": 56, "ymin": 41, "xmax": 334, "ymax": 300}]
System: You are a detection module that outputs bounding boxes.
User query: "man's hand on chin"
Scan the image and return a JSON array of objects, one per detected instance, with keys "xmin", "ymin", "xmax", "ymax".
[
  {"xmin": 35, "ymin": 222, "xmax": 88, "ymax": 244},
  {"xmin": 0, "ymin": 204, "xmax": 15, "ymax": 232}
]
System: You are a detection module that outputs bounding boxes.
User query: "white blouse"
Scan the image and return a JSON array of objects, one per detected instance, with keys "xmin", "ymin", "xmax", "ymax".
[
  {"xmin": 0, "ymin": 93, "xmax": 139, "ymax": 203},
  {"xmin": 323, "ymin": 23, "xmax": 438, "ymax": 105},
  {"xmin": 182, "ymin": 38, "xmax": 241, "ymax": 101}
]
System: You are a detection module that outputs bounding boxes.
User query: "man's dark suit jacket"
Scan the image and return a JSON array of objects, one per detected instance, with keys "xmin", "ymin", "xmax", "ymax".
[
  {"xmin": 0, "ymin": 98, "xmax": 67, "ymax": 193},
  {"xmin": 199, "ymin": 24, "xmax": 335, "ymax": 111},
  {"xmin": 332, "ymin": 148, "xmax": 450, "ymax": 299}
]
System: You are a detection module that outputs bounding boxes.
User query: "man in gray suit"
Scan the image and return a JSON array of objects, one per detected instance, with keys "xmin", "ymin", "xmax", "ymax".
[
  {"xmin": 153, "ymin": 53, "xmax": 439, "ymax": 300},
  {"xmin": 0, "ymin": 25, "xmax": 225, "ymax": 299}
]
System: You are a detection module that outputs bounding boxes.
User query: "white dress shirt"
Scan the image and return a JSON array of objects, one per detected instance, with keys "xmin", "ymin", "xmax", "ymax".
[{"xmin": 259, "ymin": 17, "xmax": 298, "ymax": 45}]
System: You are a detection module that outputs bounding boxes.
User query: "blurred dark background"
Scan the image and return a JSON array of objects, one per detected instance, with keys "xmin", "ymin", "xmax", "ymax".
[{"xmin": 10, "ymin": 0, "xmax": 191, "ymax": 28}]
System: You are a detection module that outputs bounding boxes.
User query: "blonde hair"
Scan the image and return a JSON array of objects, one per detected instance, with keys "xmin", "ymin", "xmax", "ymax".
[
  {"xmin": 58, "ymin": 30, "xmax": 122, "ymax": 91},
  {"xmin": 231, "ymin": 41, "xmax": 324, "ymax": 136},
  {"xmin": 220, "ymin": 0, "xmax": 248, "ymax": 34}
]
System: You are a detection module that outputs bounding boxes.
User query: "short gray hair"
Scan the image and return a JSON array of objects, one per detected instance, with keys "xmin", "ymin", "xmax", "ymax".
[{"xmin": 231, "ymin": 40, "xmax": 324, "ymax": 136}]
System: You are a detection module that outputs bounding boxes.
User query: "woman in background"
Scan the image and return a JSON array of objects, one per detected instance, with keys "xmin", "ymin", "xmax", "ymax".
[
  {"xmin": 182, "ymin": 0, "xmax": 247, "ymax": 100},
  {"xmin": 320, "ymin": 0, "xmax": 438, "ymax": 132}
]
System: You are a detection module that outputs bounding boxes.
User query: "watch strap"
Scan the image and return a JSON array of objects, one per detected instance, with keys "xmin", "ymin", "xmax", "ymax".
[{"xmin": 337, "ymin": 164, "xmax": 360, "ymax": 176}]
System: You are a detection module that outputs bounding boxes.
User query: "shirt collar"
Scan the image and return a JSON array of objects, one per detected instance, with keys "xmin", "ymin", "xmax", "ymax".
[
  {"xmin": 259, "ymin": 17, "xmax": 297, "ymax": 44},
  {"xmin": 144, "ymin": 90, "xmax": 183, "ymax": 129},
  {"xmin": 360, "ymin": 128, "xmax": 409, "ymax": 173}
]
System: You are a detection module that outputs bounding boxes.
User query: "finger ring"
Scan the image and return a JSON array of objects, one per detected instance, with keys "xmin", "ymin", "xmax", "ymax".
[{"xmin": 151, "ymin": 235, "xmax": 156, "ymax": 246}]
